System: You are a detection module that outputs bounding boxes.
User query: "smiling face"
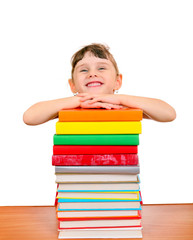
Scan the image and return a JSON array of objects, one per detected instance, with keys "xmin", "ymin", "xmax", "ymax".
[{"xmin": 69, "ymin": 52, "xmax": 122, "ymax": 94}]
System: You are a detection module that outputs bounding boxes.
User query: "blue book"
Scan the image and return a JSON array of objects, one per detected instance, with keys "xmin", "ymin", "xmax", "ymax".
[
  {"xmin": 57, "ymin": 189, "xmax": 140, "ymax": 193},
  {"xmin": 58, "ymin": 194, "xmax": 142, "ymax": 203},
  {"xmin": 57, "ymin": 203, "xmax": 142, "ymax": 211}
]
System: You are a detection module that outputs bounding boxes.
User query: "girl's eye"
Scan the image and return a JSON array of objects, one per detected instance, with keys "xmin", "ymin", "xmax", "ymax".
[
  {"xmin": 99, "ymin": 67, "xmax": 105, "ymax": 70},
  {"xmin": 80, "ymin": 69, "xmax": 88, "ymax": 72}
]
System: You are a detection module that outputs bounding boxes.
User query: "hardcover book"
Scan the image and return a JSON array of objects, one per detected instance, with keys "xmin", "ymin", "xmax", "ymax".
[
  {"xmin": 52, "ymin": 154, "xmax": 138, "ymax": 166},
  {"xmin": 58, "ymin": 201, "xmax": 142, "ymax": 211},
  {"xmin": 55, "ymin": 173, "xmax": 140, "ymax": 183},
  {"xmin": 59, "ymin": 108, "xmax": 143, "ymax": 122},
  {"xmin": 57, "ymin": 182, "xmax": 140, "ymax": 192},
  {"xmin": 53, "ymin": 145, "xmax": 138, "ymax": 155},
  {"xmin": 53, "ymin": 134, "xmax": 139, "ymax": 145},
  {"xmin": 56, "ymin": 191, "xmax": 140, "ymax": 200},
  {"xmin": 56, "ymin": 209, "xmax": 141, "ymax": 221},
  {"xmin": 57, "ymin": 198, "xmax": 141, "ymax": 203},
  {"xmin": 56, "ymin": 121, "xmax": 142, "ymax": 134},
  {"xmin": 55, "ymin": 165, "xmax": 140, "ymax": 174},
  {"xmin": 58, "ymin": 227, "xmax": 143, "ymax": 239},
  {"xmin": 58, "ymin": 219, "xmax": 141, "ymax": 229}
]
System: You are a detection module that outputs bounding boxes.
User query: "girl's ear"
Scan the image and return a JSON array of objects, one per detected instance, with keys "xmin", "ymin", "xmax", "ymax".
[
  {"xmin": 114, "ymin": 74, "xmax": 123, "ymax": 91},
  {"xmin": 68, "ymin": 79, "xmax": 77, "ymax": 93}
]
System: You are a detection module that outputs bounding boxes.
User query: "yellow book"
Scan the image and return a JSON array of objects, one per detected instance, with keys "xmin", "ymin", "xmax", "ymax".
[
  {"xmin": 56, "ymin": 122, "xmax": 141, "ymax": 135},
  {"xmin": 57, "ymin": 192, "xmax": 140, "ymax": 200}
]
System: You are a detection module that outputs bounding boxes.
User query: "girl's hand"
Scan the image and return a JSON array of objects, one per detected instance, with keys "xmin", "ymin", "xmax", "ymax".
[
  {"xmin": 80, "ymin": 100, "xmax": 123, "ymax": 110},
  {"xmin": 77, "ymin": 93, "xmax": 122, "ymax": 105}
]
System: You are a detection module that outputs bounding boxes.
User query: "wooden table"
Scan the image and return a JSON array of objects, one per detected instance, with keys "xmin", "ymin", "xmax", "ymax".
[{"xmin": 0, "ymin": 204, "xmax": 193, "ymax": 240}]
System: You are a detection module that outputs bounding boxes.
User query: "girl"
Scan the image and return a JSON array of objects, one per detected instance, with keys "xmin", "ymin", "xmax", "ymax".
[{"xmin": 23, "ymin": 43, "xmax": 176, "ymax": 125}]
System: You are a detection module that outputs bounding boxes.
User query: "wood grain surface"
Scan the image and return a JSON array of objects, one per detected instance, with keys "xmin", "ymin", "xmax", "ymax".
[{"xmin": 0, "ymin": 204, "xmax": 193, "ymax": 240}]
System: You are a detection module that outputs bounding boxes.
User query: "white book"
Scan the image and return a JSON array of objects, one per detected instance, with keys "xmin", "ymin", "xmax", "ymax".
[
  {"xmin": 56, "ymin": 173, "xmax": 139, "ymax": 183},
  {"xmin": 58, "ymin": 182, "xmax": 140, "ymax": 191},
  {"xmin": 58, "ymin": 227, "xmax": 143, "ymax": 239},
  {"xmin": 57, "ymin": 191, "xmax": 139, "ymax": 200},
  {"xmin": 57, "ymin": 210, "xmax": 139, "ymax": 218},
  {"xmin": 59, "ymin": 219, "xmax": 141, "ymax": 229},
  {"xmin": 58, "ymin": 201, "xmax": 141, "ymax": 211}
]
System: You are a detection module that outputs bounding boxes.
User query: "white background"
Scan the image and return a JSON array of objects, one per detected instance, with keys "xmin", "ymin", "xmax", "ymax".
[{"xmin": 0, "ymin": 0, "xmax": 193, "ymax": 206}]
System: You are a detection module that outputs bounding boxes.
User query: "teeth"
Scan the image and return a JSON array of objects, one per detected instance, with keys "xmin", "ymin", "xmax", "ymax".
[{"xmin": 87, "ymin": 82, "xmax": 102, "ymax": 87}]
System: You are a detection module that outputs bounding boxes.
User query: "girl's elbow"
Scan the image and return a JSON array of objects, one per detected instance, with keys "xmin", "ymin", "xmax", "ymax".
[
  {"xmin": 165, "ymin": 108, "xmax": 176, "ymax": 122},
  {"xmin": 23, "ymin": 111, "xmax": 30, "ymax": 125},
  {"xmin": 155, "ymin": 106, "xmax": 176, "ymax": 122},
  {"xmin": 23, "ymin": 111, "xmax": 36, "ymax": 125},
  {"xmin": 171, "ymin": 110, "xmax": 176, "ymax": 121}
]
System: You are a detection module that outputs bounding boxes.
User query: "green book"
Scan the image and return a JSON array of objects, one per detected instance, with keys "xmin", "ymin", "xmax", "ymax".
[{"xmin": 53, "ymin": 134, "xmax": 139, "ymax": 145}]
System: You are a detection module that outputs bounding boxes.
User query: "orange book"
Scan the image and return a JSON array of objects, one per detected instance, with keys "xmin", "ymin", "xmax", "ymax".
[{"xmin": 59, "ymin": 108, "xmax": 143, "ymax": 122}]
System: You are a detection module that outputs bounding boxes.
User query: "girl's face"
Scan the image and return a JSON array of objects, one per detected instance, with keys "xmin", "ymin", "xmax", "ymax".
[{"xmin": 69, "ymin": 52, "xmax": 122, "ymax": 94}]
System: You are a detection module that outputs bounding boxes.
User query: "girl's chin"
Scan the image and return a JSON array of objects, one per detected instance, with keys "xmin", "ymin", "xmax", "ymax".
[{"xmin": 86, "ymin": 88, "xmax": 103, "ymax": 94}]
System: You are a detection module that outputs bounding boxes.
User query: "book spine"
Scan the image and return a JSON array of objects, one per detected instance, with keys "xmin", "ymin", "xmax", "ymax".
[
  {"xmin": 52, "ymin": 154, "xmax": 139, "ymax": 166},
  {"xmin": 58, "ymin": 198, "xmax": 141, "ymax": 203},
  {"xmin": 58, "ymin": 207, "xmax": 142, "ymax": 211},
  {"xmin": 57, "ymin": 216, "xmax": 141, "ymax": 221},
  {"xmin": 55, "ymin": 166, "xmax": 140, "ymax": 174},
  {"xmin": 58, "ymin": 224, "xmax": 142, "ymax": 230},
  {"xmin": 53, "ymin": 134, "xmax": 139, "ymax": 146},
  {"xmin": 56, "ymin": 122, "xmax": 142, "ymax": 135},
  {"xmin": 59, "ymin": 108, "xmax": 143, "ymax": 122},
  {"xmin": 53, "ymin": 145, "xmax": 138, "ymax": 155}
]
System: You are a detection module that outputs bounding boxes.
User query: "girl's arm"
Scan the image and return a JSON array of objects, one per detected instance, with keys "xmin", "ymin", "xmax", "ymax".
[
  {"xmin": 23, "ymin": 96, "xmax": 81, "ymax": 125},
  {"xmin": 119, "ymin": 94, "xmax": 176, "ymax": 122},
  {"xmin": 77, "ymin": 93, "xmax": 176, "ymax": 122}
]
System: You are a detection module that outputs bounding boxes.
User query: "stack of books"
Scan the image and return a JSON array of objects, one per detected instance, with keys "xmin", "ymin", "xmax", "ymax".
[{"xmin": 52, "ymin": 108, "xmax": 143, "ymax": 239}]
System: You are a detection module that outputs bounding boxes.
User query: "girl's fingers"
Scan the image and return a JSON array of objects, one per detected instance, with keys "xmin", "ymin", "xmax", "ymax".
[
  {"xmin": 86, "ymin": 95, "xmax": 120, "ymax": 105},
  {"xmin": 80, "ymin": 99, "xmax": 123, "ymax": 110},
  {"xmin": 87, "ymin": 98, "xmax": 101, "ymax": 104},
  {"xmin": 78, "ymin": 94, "xmax": 99, "ymax": 102},
  {"xmin": 95, "ymin": 102, "xmax": 123, "ymax": 109},
  {"xmin": 79, "ymin": 97, "xmax": 93, "ymax": 102},
  {"xmin": 81, "ymin": 102, "xmax": 110, "ymax": 109}
]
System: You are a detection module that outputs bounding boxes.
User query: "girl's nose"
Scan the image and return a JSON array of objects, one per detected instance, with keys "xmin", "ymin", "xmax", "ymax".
[
  {"xmin": 88, "ymin": 68, "xmax": 98, "ymax": 78},
  {"xmin": 89, "ymin": 74, "xmax": 97, "ymax": 78}
]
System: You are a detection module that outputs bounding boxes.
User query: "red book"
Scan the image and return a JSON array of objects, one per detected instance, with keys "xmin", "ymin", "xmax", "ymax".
[
  {"xmin": 55, "ymin": 191, "xmax": 58, "ymax": 206},
  {"xmin": 139, "ymin": 191, "xmax": 143, "ymax": 205},
  {"xmin": 55, "ymin": 184, "xmax": 59, "ymax": 206},
  {"xmin": 57, "ymin": 211, "xmax": 142, "ymax": 221},
  {"xmin": 53, "ymin": 145, "xmax": 138, "ymax": 155},
  {"xmin": 58, "ymin": 223, "xmax": 142, "ymax": 230},
  {"xmin": 52, "ymin": 154, "xmax": 138, "ymax": 166}
]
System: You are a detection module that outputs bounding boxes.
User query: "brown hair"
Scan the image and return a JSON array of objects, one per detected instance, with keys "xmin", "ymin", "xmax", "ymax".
[{"xmin": 71, "ymin": 43, "xmax": 119, "ymax": 80}]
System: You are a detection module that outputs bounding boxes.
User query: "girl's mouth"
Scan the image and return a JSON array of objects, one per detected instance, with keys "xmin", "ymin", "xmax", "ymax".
[{"xmin": 86, "ymin": 81, "xmax": 103, "ymax": 87}]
